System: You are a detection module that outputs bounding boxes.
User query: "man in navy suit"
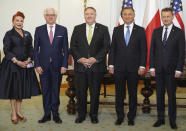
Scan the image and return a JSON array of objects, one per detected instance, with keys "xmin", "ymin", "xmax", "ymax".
[
  {"xmin": 150, "ymin": 8, "xmax": 185, "ymax": 129},
  {"xmin": 34, "ymin": 8, "xmax": 68, "ymax": 124}
]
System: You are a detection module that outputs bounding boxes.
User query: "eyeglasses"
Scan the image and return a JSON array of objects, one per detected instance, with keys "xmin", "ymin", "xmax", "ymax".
[{"xmin": 45, "ymin": 14, "xmax": 56, "ymax": 17}]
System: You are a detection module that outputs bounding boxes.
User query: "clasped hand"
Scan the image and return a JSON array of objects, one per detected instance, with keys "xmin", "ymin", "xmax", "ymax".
[
  {"xmin": 13, "ymin": 57, "xmax": 31, "ymax": 68},
  {"xmin": 79, "ymin": 57, "xmax": 96, "ymax": 68}
]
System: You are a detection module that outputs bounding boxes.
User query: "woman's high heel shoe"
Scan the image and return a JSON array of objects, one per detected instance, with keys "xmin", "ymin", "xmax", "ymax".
[
  {"xmin": 11, "ymin": 115, "xmax": 18, "ymax": 124},
  {"xmin": 11, "ymin": 118, "xmax": 18, "ymax": 124},
  {"xmin": 17, "ymin": 114, "xmax": 27, "ymax": 122}
]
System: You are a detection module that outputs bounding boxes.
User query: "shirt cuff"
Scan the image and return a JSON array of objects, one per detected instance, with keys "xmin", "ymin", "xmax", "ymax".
[
  {"xmin": 139, "ymin": 66, "xmax": 145, "ymax": 69},
  {"xmin": 77, "ymin": 58, "xmax": 82, "ymax": 63},
  {"xmin": 175, "ymin": 70, "xmax": 182, "ymax": 74},
  {"xmin": 108, "ymin": 65, "xmax": 114, "ymax": 68},
  {"xmin": 150, "ymin": 68, "xmax": 155, "ymax": 72}
]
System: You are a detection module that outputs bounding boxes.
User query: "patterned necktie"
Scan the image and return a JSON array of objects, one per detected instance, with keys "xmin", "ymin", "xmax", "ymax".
[
  {"xmin": 88, "ymin": 25, "xmax": 92, "ymax": 45},
  {"xmin": 125, "ymin": 25, "xmax": 130, "ymax": 46},
  {"xmin": 163, "ymin": 27, "xmax": 168, "ymax": 46},
  {"xmin": 49, "ymin": 26, "xmax": 53, "ymax": 44}
]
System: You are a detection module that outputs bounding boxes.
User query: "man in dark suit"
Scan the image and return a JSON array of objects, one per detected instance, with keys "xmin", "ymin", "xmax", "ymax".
[
  {"xmin": 70, "ymin": 7, "xmax": 110, "ymax": 124},
  {"xmin": 150, "ymin": 8, "xmax": 185, "ymax": 129},
  {"xmin": 34, "ymin": 8, "xmax": 69, "ymax": 124},
  {"xmin": 108, "ymin": 7, "xmax": 147, "ymax": 126}
]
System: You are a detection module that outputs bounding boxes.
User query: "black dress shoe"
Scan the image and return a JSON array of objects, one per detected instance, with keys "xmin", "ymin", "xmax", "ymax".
[
  {"xmin": 91, "ymin": 117, "xmax": 99, "ymax": 124},
  {"xmin": 128, "ymin": 119, "xmax": 134, "ymax": 126},
  {"xmin": 53, "ymin": 116, "xmax": 62, "ymax": 124},
  {"xmin": 153, "ymin": 120, "xmax": 165, "ymax": 127},
  {"xmin": 75, "ymin": 117, "xmax": 85, "ymax": 124},
  {"xmin": 115, "ymin": 118, "xmax": 124, "ymax": 125},
  {"xmin": 38, "ymin": 115, "xmax": 51, "ymax": 123},
  {"xmin": 170, "ymin": 120, "xmax": 177, "ymax": 129}
]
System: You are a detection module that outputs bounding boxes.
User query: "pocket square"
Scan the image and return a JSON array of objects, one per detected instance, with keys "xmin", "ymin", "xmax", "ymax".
[{"xmin": 57, "ymin": 36, "xmax": 63, "ymax": 37}]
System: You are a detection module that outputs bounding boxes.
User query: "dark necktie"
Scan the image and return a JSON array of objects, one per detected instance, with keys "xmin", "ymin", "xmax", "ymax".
[{"xmin": 163, "ymin": 27, "xmax": 168, "ymax": 45}]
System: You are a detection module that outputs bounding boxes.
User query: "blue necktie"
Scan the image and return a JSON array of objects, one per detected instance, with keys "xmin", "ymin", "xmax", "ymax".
[
  {"xmin": 125, "ymin": 26, "xmax": 130, "ymax": 46},
  {"xmin": 163, "ymin": 27, "xmax": 168, "ymax": 46}
]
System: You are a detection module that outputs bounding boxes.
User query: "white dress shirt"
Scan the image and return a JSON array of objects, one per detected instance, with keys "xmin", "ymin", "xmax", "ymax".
[
  {"xmin": 47, "ymin": 24, "xmax": 56, "ymax": 37},
  {"xmin": 86, "ymin": 23, "xmax": 95, "ymax": 40},
  {"xmin": 124, "ymin": 23, "xmax": 134, "ymax": 39},
  {"xmin": 162, "ymin": 24, "xmax": 173, "ymax": 41}
]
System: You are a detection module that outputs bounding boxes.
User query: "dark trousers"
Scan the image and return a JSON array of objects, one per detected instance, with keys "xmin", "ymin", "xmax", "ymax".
[
  {"xmin": 155, "ymin": 70, "xmax": 176, "ymax": 121},
  {"xmin": 75, "ymin": 69, "xmax": 103, "ymax": 118},
  {"xmin": 40, "ymin": 63, "xmax": 62, "ymax": 117},
  {"xmin": 114, "ymin": 71, "xmax": 138, "ymax": 120}
]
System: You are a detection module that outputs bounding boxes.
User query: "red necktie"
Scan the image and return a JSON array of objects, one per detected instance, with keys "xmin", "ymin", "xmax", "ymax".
[{"xmin": 49, "ymin": 26, "xmax": 53, "ymax": 44}]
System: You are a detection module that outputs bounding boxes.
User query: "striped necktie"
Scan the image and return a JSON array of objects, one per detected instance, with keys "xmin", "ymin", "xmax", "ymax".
[{"xmin": 163, "ymin": 27, "xmax": 168, "ymax": 46}]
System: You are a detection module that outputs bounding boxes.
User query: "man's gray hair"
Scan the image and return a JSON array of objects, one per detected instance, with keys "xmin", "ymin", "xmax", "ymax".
[{"xmin": 44, "ymin": 8, "xmax": 57, "ymax": 15}]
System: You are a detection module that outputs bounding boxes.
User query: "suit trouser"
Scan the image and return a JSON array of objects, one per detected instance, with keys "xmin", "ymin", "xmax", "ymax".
[
  {"xmin": 40, "ymin": 63, "xmax": 62, "ymax": 117},
  {"xmin": 114, "ymin": 71, "xmax": 138, "ymax": 120},
  {"xmin": 155, "ymin": 71, "xmax": 176, "ymax": 121},
  {"xmin": 75, "ymin": 69, "xmax": 103, "ymax": 118}
]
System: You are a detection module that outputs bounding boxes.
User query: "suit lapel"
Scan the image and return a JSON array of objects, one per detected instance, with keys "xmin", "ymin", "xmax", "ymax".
[
  {"xmin": 52, "ymin": 24, "xmax": 59, "ymax": 45},
  {"xmin": 44, "ymin": 24, "xmax": 51, "ymax": 44},
  {"xmin": 89, "ymin": 23, "xmax": 98, "ymax": 47},
  {"xmin": 119, "ymin": 25, "xmax": 126, "ymax": 47},
  {"xmin": 166, "ymin": 25, "xmax": 176, "ymax": 43},
  {"xmin": 82, "ymin": 23, "xmax": 89, "ymax": 47},
  {"xmin": 158, "ymin": 26, "xmax": 164, "ymax": 46},
  {"xmin": 127, "ymin": 24, "xmax": 137, "ymax": 46}
]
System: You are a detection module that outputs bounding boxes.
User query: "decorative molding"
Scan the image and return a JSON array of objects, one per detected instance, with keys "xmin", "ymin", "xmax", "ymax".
[
  {"xmin": 58, "ymin": 0, "xmax": 61, "ymax": 24},
  {"xmin": 84, "ymin": 0, "xmax": 87, "ymax": 9}
]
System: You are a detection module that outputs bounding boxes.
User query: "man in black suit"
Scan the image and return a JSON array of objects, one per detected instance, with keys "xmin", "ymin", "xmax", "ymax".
[
  {"xmin": 108, "ymin": 7, "xmax": 147, "ymax": 126},
  {"xmin": 70, "ymin": 7, "xmax": 110, "ymax": 124},
  {"xmin": 150, "ymin": 8, "xmax": 185, "ymax": 129}
]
